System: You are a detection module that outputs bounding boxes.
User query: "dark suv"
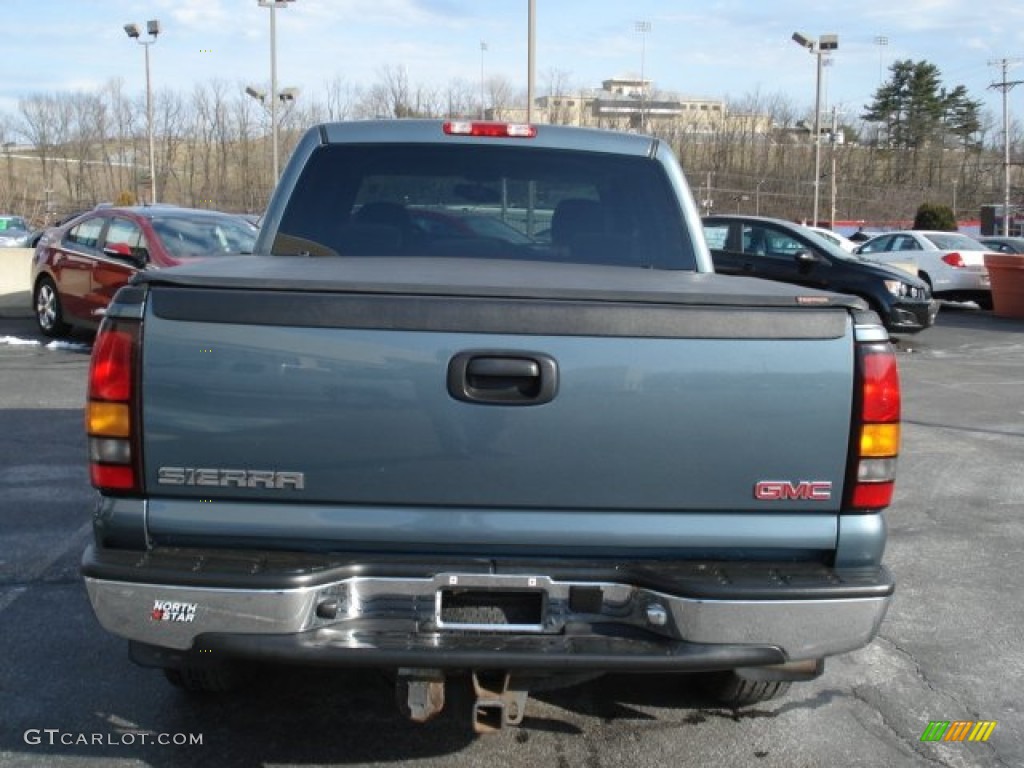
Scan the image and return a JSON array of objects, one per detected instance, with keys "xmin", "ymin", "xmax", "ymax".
[{"xmin": 703, "ymin": 215, "xmax": 938, "ymax": 334}]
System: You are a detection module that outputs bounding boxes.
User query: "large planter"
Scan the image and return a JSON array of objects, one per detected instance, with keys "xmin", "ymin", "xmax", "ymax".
[{"xmin": 984, "ymin": 253, "xmax": 1024, "ymax": 319}]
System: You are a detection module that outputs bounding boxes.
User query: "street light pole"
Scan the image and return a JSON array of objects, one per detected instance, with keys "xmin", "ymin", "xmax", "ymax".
[
  {"xmin": 792, "ymin": 32, "xmax": 838, "ymax": 226},
  {"xmin": 258, "ymin": 0, "xmax": 294, "ymax": 181},
  {"xmin": 526, "ymin": 0, "xmax": 535, "ymax": 123},
  {"xmin": 124, "ymin": 20, "xmax": 160, "ymax": 204},
  {"xmin": 479, "ymin": 41, "xmax": 487, "ymax": 119},
  {"xmin": 2, "ymin": 143, "xmax": 13, "ymax": 199},
  {"xmin": 635, "ymin": 21, "xmax": 651, "ymax": 132},
  {"xmin": 874, "ymin": 35, "xmax": 888, "ymax": 85}
]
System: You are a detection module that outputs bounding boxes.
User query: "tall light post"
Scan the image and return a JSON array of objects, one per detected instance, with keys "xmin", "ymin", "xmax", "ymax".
[
  {"xmin": 258, "ymin": 0, "xmax": 295, "ymax": 180},
  {"xmin": 874, "ymin": 35, "xmax": 888, "ymax": 84},
  {"xmin": 124, "ymin": 19, "xmax": 160, "ymax": 205},
  {"xmin": 792, "ymin": 32, "xmax": 838, "ymax": 226},
  {"xmin": 479, "ymin": 41, "xmax": 488, "ymax": 119},
  {"xmin": 635, "ymin": 20, "xmax": 651, "ymax": 131},
  {"xmin": 526, "ymin": 0, "xmax": 535, "ymax": 123},
  {"xmin": 2, "ymin": 142, "xmax": 14, "ymax": 198}
]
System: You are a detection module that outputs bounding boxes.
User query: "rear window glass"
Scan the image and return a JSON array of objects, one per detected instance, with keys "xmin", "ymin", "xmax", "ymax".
[
  {"xmin": 150, "ymin": 215, "xmax": 257, "ymax": 257},
  {"xmin": 924, "ymin": 233, "xmax": 984, "ymax": 251},
  {"xmin": 274, "ymin": 144, "xmax": 695, "ymax": 270}
]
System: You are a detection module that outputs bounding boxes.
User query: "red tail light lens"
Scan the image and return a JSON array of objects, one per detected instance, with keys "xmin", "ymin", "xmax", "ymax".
[
  {"xmin": 848, "ymin": 341, "xmax": 901, "ymax": 511},
  {"xmin": 87, "ymin": 318, "xmax": 142, "ymax": 494},
  {"xmin": 861, "ymin": 350, "xmax": 900, "ymax": 422},
  {"xmin": 90, "ymin": 328, "xmax": 135, "ymax": 401},
  {"xmin": 941, "ymin": 252, "xmax": 965, "ymax": 268},
  {"xmin": 443, "ymin": 121, "xmax": 537, "ymax": 138}
]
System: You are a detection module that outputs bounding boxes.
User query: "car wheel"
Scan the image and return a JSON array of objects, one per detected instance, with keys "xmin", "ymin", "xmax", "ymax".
[
  {"xmin": 692, "ymin": 670, "xmax": 791, "ymax": 707},
  {"xmin": 917, "ymin": 271, "xmax": 932, "ymax": 290},
  {"xmin": 163, "ymin": 664, "xmax": 238, "ymax": 693},
  {"xmin": 974, "ymin": 292, "xmax": 993, "ymax": 311},
  {"xmin": 34, "ymin": 277, "xmax": 71, "ymax": 338}
]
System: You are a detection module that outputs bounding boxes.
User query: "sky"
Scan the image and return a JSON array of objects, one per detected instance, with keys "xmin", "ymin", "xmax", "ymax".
[{"xmin": 2, "ymin": 0, "xmax": 1024, "ymax": 129}]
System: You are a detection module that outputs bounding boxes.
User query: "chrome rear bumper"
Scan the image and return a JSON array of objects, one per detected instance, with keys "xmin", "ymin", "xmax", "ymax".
[{"xmin": 84, "ymin": 548, "xmax": 892, "ymax": 667}]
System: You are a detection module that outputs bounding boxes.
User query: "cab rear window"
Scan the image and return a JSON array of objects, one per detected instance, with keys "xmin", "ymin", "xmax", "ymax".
[{"xmin": 274, "ymin": 144, "xmax": 695, "ymax": 270}]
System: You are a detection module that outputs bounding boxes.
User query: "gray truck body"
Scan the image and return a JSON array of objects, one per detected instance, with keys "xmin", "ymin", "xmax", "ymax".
[{"xmin": 82, "ymin": 121, "xmax": 895, "ymax": 719}]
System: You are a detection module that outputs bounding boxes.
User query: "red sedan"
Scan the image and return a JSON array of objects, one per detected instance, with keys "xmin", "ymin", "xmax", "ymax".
[{"xmin": 31, "ymin": 206, "xmax": 256, "ymax": 337}]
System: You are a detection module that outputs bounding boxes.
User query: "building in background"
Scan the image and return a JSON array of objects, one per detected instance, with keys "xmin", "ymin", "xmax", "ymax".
[{"xmin": 491, "ymin": 75, "xmax": 770, "ymax": 136}]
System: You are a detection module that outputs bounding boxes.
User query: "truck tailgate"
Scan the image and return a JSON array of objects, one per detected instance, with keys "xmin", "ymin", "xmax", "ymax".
[{"xmin": 138, "ymin": 258, "xmax": 856, "ymax": 518}]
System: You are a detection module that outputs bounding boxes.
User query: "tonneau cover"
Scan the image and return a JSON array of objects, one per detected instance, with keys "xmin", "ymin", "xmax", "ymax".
[{"xmin": 134, "ymin": 255, "xmax": 868, "ymax": 311}]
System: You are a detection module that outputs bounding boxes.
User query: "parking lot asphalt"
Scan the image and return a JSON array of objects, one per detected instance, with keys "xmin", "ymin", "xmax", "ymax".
[{"xmin": 0, "ymin": 305, "xmax": 1021, "ymax": 768}]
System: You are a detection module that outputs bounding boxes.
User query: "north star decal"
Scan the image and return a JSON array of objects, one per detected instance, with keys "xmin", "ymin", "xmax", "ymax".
[
  {"xmin": 151, "ymin": 600, "xmax": 197, "ymax": 623},
  {"xmin": 754, "ymin": 480, "xmax": 833, "ymax": 501},
  {"xmin": 157, "ymin": 467, "xmax": 305, "ymax": 490}
]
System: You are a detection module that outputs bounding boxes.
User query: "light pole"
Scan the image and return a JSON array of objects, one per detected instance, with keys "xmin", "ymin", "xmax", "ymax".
[
  {"xmin": 874, "ymin": 35, "xmax": 888, "ymax": 84},
  {"xmin": 2, "ymin": 142, "xmax": 13, "ymax": 198},
  {"xmin": 258, "ymin": 0, "xmax": 295, "ymax": 180},
  {"xmin": 635, "ymin": 21, "xmax": 651, "ymax": 132},
  {"xmin": 124, "ymin": 19, "xmax": 160, "ymax": 205},
  {"xmin": 526, "ymin": 0, "xmax": 535, "ymax": 123},
  {"xmin": 479, "ymin": 41, "xmax": 488, "ymax": 119},
  {"xmin": 792, "ymin": 32, "xmax": 838, "ymax": 226},
  {"xmin": 246, "ymin": 84, "xmax": 298, "ymax": 185}
]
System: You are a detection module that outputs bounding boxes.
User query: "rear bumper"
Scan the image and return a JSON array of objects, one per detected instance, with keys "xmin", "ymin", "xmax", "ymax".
[
  {"xmin": 886, "ymin": 298, "xmax": 939, "ymax": 333},
  {"xmin": 933, "ymin": 267, "xmax": 990, "ymax": 294},
  {"xmin": 83, "ymin": 546, "xmax": 892, "ymax": 670}
]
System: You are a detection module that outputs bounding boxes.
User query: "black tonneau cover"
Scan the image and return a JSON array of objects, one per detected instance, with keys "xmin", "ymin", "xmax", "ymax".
[{"xmin": 135, "ymin": 255, "xmax": 868, "ymax": 311}]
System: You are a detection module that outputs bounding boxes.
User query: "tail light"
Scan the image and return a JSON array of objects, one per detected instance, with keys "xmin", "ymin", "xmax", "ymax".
[
  {"xmin": 941, "ymin": 252, "xmax": 965, "ymax": 268},
  {"xmin": 87, "ymin": 318, "xmax": 143, "ymax": 494},
  {"xmin": 847, "ymin": 341, "xmax": 900, "ymax": 511},
  {"xmin": 443, "ymin": 121, "xmax": 537, "ymax": 138}
]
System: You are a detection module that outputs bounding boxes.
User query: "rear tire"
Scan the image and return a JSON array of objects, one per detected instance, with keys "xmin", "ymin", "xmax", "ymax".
[
  {"xmin": 163, "ymin": 664, "xmax": 238, "ymax": 694},
  {"xmin": 693, "ymin": 671, "xmax": 791, "ymax": 707},
  {"xmin": 33, "ymin": 277, "xmax": 71, "ymax": 338}
]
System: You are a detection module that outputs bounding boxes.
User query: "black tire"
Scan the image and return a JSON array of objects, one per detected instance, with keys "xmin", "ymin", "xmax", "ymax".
[
  {"xmin": 975, "ymin": 293, "xmax": 993, "ymax": 311},
  {"xmin": 693, "ymin": 671, "xmax": 791, "ymax": 707},
  {"xmin": 33, "ymin": 277, "xmax": 71, "ymax": 338},
  {"xmin": 163, "ymin": 664, "xmax": 238, "ymax": 694}
]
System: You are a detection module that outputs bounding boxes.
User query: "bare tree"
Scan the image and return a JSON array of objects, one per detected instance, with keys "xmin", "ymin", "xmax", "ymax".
[
  {"xmin": 16, "ymin": 94, "xmax": 59, "ymax": 210},
  {"xmin": 323, "ymin": 76, "xmax": 359, "ymax": 121}
]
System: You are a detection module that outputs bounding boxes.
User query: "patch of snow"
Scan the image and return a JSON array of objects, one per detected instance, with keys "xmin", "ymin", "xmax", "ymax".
[
  {"xmin": 0, "ymin": 336, "xmax": 40, "ymax": 346},
  {"xmin": 44, "ymin": 340, "xmax": 91, "ymax": 352}
]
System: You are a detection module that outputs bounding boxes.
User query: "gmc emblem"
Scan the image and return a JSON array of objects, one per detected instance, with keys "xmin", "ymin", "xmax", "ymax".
[{"xmin": 754, "ymin": 480, "xmax": 833, "ymax": 501}]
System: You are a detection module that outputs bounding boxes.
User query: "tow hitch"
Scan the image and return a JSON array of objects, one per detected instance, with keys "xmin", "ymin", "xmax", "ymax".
[
  {"xmin": 396, "ymin": 668, "xmax": 446, "ymax": 723},
  {"xmin": 396, "ymin": 669, "xmax": 531, "ymax": 733},
  {"xmin": 471, "ymin": 671, "xmax": 529, "ymax": 733}
]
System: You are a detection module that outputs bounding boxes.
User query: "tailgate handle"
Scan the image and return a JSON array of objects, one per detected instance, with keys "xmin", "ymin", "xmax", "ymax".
[{"xmin": 448, "ymin": 351, "xmax": 558, "ymax": 405}]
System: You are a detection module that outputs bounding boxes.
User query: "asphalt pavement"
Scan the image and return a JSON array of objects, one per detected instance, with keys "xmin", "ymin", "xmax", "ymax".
[{"xmin": 0, "ymin": 306, "xmax": 1021, "ymax": 768}]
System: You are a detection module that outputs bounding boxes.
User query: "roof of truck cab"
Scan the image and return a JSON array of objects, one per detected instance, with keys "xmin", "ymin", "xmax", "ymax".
[{"xmin": 317, "ymin": 119, "xmax": 659, "ymax": 156}]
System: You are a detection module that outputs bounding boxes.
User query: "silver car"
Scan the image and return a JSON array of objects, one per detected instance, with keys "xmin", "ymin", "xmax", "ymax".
[
  {"xmin": 854, "ymin": 230, "xmax": 993, "ymax": 308},
  {"xmin": 0, "ymin": 215, "xmax": 31, "ymax": 247}
]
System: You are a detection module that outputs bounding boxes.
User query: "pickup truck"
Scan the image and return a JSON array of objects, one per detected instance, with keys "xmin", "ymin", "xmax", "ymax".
[{"xmin": 82, "ymin": 120, "xmax": 899, "ymax": 731}]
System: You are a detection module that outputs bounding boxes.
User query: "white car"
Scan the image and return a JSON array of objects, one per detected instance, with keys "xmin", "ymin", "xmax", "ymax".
[
  {"xmin": 805, "ymin": 226, "xmax": 858, "ymax": 253},
  {"xmin": 854, "ymin": 230, "xmax": 993, "ymax": 308}
]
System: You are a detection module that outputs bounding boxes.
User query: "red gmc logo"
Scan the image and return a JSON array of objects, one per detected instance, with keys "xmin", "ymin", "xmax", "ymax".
[{"xmin": 754, "ymin": 480, "xmax": 833, "ymax": 501}]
